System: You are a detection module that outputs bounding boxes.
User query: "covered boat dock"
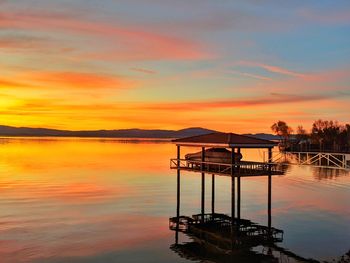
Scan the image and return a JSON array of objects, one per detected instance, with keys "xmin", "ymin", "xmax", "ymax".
[{"xmin": 170, "ymin": 132, "xmax": 285, "ymax": 251}]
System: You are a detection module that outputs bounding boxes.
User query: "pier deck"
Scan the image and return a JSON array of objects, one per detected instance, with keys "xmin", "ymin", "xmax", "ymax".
[{"xmin": 170, "ymin": 158, "xmax": 284, "ymax": 176}]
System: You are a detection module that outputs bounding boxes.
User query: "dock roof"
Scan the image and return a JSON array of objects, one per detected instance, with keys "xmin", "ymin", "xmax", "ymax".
[{"xmin": 172, "ymin": 132, "xmax": 277, "ymax": 148}]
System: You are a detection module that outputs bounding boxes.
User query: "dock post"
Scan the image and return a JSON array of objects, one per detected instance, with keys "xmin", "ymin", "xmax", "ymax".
[
  {"xmin": 268, "ymin": 147, "xmax": 272, "ymax": 231},
  {"xmin": 231, "ymin": 148, "xmax": 235, "ymax": 227},
  {"xmin": 176, "ymin": 145, "xmax": 181, "ymax": 244},
  {"xmin": 201, "ymin": 147, "xmax": 205, "ymax": 223},
  {"xmin": 237, "ymin": 148, "xmax": 241, "ymax": 226},
  {"xmin": 211, "ymin": 174, "xmax": 215, "ymax": 216},
  {"xmin": 327, "ymin": 153, "xmax": 330, "ymax": 166}
]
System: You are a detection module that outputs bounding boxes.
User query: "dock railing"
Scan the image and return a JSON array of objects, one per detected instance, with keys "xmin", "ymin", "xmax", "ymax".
[
  {"xmin": 170, "ymin": 158, "xmax": 283, "ymax": 176},
  {"xmin": 266, "ymin": 151, "xmax": 350, "ymax": 170}
]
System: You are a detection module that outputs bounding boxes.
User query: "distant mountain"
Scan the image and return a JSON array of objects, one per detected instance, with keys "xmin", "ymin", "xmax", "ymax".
[
  {"xmin": 0, "ymin": 125, "xmax": 278, "ymax": 140},
  {"xmin": 0, "ymin": 125, "xmax": 216, "ymax": 138}
]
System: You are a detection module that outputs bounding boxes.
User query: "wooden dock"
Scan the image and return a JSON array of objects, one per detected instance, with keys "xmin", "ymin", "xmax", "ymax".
[
  {"xmin": 170, "ymin": 159, "xmax": 284, "ymax": 176},
  {"xmin": 169, "ymin": 132, "xmax": 284, "ymax": 259},
  {"xmin": 168, "ymin": 133, "xmax": 325, "ymax": 263}
]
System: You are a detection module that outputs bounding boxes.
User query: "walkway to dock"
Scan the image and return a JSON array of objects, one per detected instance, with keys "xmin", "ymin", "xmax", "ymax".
[{"xmin": 270, "ymin": 151, "xmax": 350, "ymax": 170}]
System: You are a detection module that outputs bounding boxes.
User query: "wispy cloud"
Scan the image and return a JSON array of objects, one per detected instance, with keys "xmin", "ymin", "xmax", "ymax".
[
  {"xmin": 2, "ymin": 93, "xmax": 331, "ymax": 113},
  {"xmin": 0, "ymin": 71, "xmax": 135, "ymax": 91},
  {"xmin": 238, "ymin": 61, "xmax": 306, "ymax": 78},
  {"xmin": 0, "ymin": 11, "xmax": 211, "ymax": 61},
  {"xmin": 0, "ymin": 78, "xmax": 32, "ymax": 88},
  {"xmin": 130, "ymin": 68, "xmax": 157, "ymax": 74},
  {"xmin": 138, "ymin": 93, "xmax": 330, "ymax": 111},
  {"xmin": 28, "ymin": 71, "xmax": 134, "ymax": 90},
  {"xmin": 228, "ymin": 70, "xmax": 272, "ymax": 81}
]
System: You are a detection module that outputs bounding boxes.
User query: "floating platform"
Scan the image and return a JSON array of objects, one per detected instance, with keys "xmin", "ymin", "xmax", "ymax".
[
  {"xmin": 170, "ymin": 159, "xmax": 284, "ymax": 176},
  {"xmin": 169, "ymin": 213, "xmax": 283, "ymax": 251}
]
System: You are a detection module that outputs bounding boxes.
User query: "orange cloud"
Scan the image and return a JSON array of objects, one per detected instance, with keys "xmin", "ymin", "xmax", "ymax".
[
  {"xmin": 2, "ymin": 91, "xmax": 346, "ymax": 132},
  {"xmin": 0, "ymin": 78, "xmax": 31, "ymax": 88},
  {"xmin": 137, "ymin": 93, "xmax": 331, "ymax": 111},
  {"xmin": 0, "ymin": 71, "xmax": 134, "ymax": 90},
  {"xmin": 300, "ymin": 68, "xmax": 350, "ymax": 83},
  {"xmin": 1, "ymin": 93, "xmax": 331, "ymax": 113},
  {"xmin": 0, "ymin": 11, "xmax": 210, "ymax": 61},
  {"xmin": 28, "ymin": 71, "xmax": 133, "ymax": 90}
]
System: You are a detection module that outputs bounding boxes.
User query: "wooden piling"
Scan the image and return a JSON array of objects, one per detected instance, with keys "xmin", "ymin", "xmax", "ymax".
[
  {"xmin": 201, "ymin": 147, "xmax": 205, "ymax": 222},
  {"xmin": 212, "ymin": 174, "xmax": 215, "ymax": 215},
  {"xmin": 268, "ymin": 148, "xmax": 272, "ymax": 230}
]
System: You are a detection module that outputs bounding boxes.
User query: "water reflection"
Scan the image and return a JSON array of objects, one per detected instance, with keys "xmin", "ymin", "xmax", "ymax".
[
  {"xmin": 171, "ymin": 242, "xmax": 279, "ymax": 263},
  {"xmin": 313, "ymin": 167, "xmax": 350, "ymax": 180},
  {"xmin": 168, "ymin": 169, "xmax": 288, "ymax": 262},
  {"xmin": 0, "ymin": 138, "xmax": 349, "ymax": 262},
  {"xmin": 168, "ymin": 148, "xmax": 350, "ymax": 262},
  {"xmin": 169, "ymin": 215, "xmax": 329, "ymax": 263},
  {"xmin": 0, "ymin": 138, "xmax": 177, "ymax": 262}
]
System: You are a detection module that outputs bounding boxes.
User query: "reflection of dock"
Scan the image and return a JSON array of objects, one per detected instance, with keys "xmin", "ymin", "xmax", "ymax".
[
  {"xmin": 169, "ymin": 213, "xmax": 283, "ymax": 250},
  {"xmin": 169, "ymin": 213, "xmax": 319, "ymax": 263},
  {"xmin": 170, "ymin": 242, "xmax": 280, "ymax": 263},
  {"xmin": 170, "ymin": 237, "xmax": 320, "ymax": 263}
]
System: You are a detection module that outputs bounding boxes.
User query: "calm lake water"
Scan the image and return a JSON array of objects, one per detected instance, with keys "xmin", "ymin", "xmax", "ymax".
[{"xmin": 0, "ymin": 138, "xmax": 349, "ymax": 263}]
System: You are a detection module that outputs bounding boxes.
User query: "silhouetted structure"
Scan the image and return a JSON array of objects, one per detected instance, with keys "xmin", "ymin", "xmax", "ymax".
[{"xmin": 169, "ymin": 132, "xmax": 285, "ymax": 256}]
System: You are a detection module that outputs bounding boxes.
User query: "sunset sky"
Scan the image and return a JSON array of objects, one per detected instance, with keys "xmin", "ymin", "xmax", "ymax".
[{"xmin": 0, "ymin": 0, "xmax": 349, "ymax": 133}]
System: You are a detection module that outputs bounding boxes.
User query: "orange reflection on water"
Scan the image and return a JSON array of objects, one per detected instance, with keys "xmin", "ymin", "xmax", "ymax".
[
  {"xmin": 0, "ymin": 138, "xmax": 176, "ymax": 262},
  {"xmin": 0, "ymin": 137, "xmax": 172, "ymax": 175},
  {"xmin": 0, "ymin": 138, "xmax": 349, "ymax": 262}
]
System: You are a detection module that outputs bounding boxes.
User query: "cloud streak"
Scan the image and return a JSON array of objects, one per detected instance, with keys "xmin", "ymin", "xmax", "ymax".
[
  {"xmin": 29, "ymin": 71, "xmax": 134, "ymax": 90},
  {"xmin": 238, "ymin": 61, "xmax": 306, "ymax": 78},
  {"xmin": 4, "ymin": 93, "xmax": 333, "ymax": 113},
  {"xmin": 0, "ymin": 71, "xmax": 134, "ymax": 90},
  {"xmin": 228, "ymin": 70, "xmax": 272, "ymax": 81},
  {"xmin": 138, "ymin": 93, "xmax": 332, "ymax": 111},
  {"xmin": 130, "ymin": 68, "xmax": 157, "ymax": 74},
  {"xmin": 0, "ymin": 11, "xmax": 210, "ymax": 61}
]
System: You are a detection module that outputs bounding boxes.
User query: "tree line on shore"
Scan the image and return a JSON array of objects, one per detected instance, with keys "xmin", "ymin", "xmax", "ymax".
[{"xmin": 271, "ymin": 120, "xmax": 350, "ymax": 152}]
